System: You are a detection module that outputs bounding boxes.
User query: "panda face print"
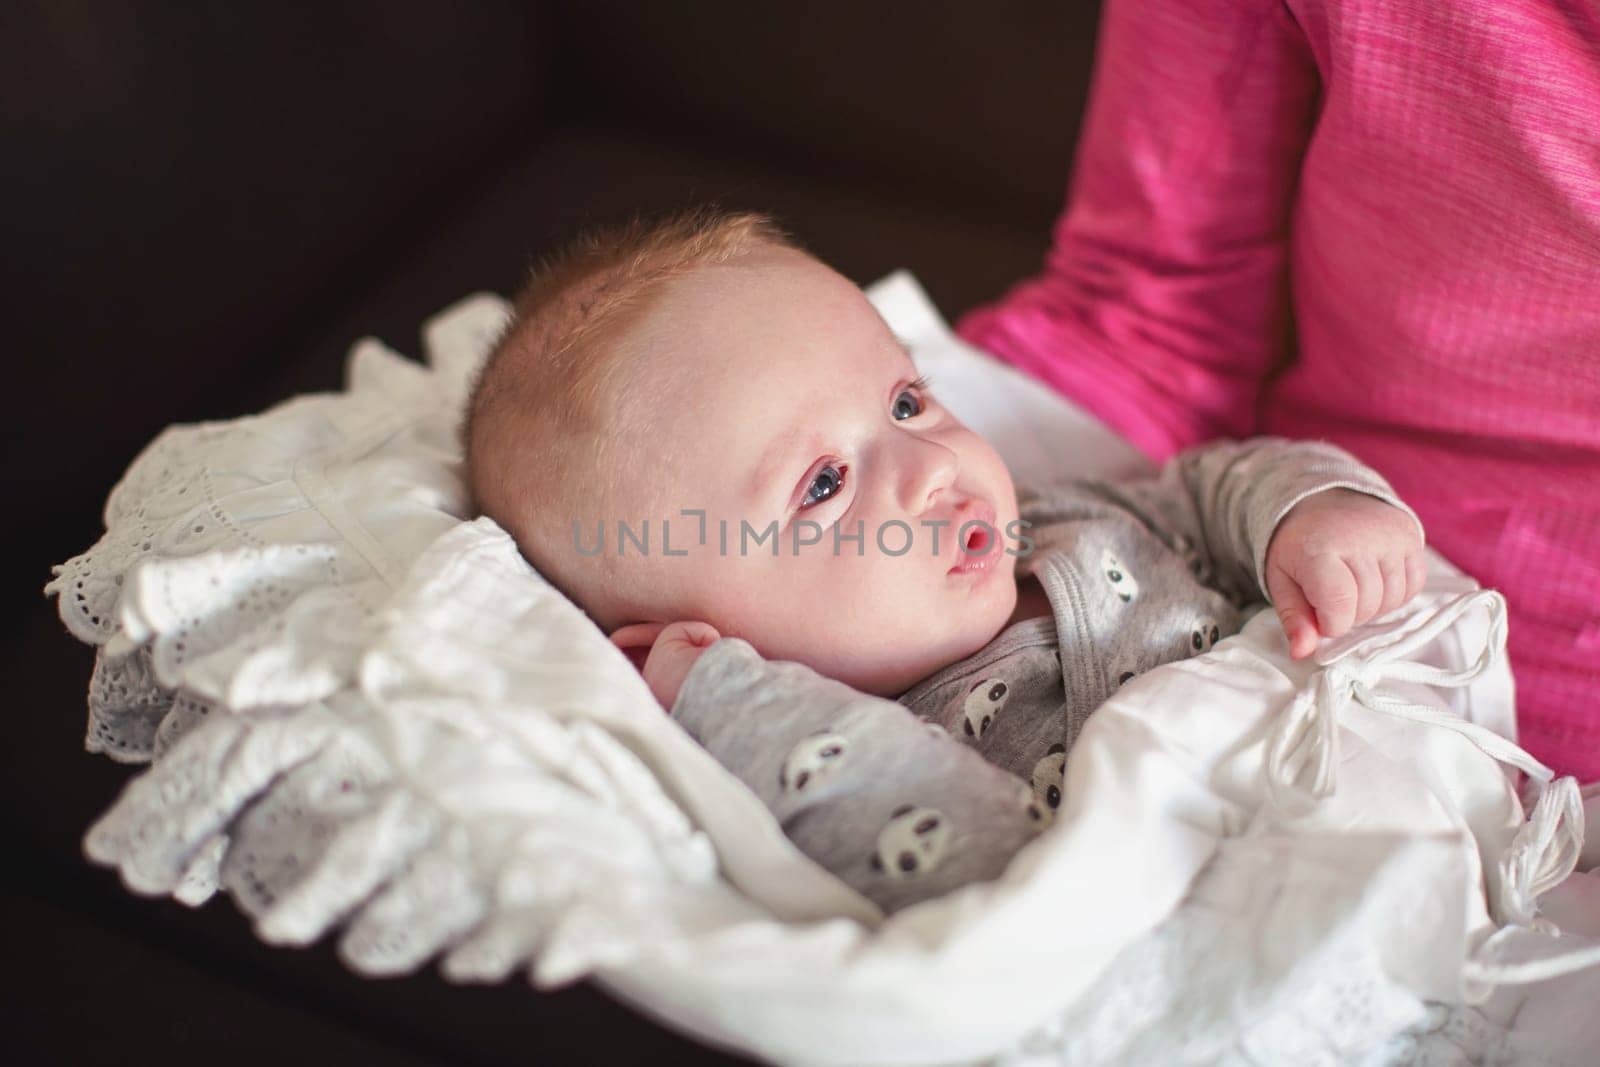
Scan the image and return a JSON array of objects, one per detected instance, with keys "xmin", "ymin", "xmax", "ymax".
[
  {"xmin": 869, "ymin": 804, "xmax": 951, "ymax": 879},
  {"xmin": 1189, "ymin": 617, "xmax": 1222, "ymax": 655},
  {"xmin": 1031, "ymin": 742, "xmax": 1067, "ymax": 811},
  {"xmin": 962, "ymin": 678, "xmax": 1010, "ymax": 740},
  {"xmin": 1100, "ymin": 549, "xmax": 1139, "ymax": 603},
  {"xmin": 778, "ymin": 730, "xmax": 849, "ymax": 793},
  {"xmin": 1018, "ymin": 778, "xmax": 1055, "ymax": 828}
]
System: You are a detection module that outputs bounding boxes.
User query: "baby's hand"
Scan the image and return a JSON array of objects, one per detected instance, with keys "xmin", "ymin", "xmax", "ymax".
[
  {"xmin": 609, "ymin": 620, "xmax": 722, "ymax": 711},
  {"xmin": 1264, "ymin": 488, "xmax": 1427, "ymax": 659}
]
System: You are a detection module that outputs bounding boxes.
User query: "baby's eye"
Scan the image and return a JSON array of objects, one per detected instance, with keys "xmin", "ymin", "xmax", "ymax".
[
  {"xmin": 801, "ymin": 464, "xmax": 846, "ymax": 510},
  {"xmin": 891, "ymin": 388, "xmax": 924, "ymax": 421}
]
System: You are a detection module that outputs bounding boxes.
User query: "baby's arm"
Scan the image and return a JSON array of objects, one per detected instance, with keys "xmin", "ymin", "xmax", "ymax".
[
  {"xmin": 664, "ymin": 636, "xmax": 1050, "ymax": 915},
  {"xmin": 1092, "ymin": 436, "xmax": 1428, "ymax": 655}
]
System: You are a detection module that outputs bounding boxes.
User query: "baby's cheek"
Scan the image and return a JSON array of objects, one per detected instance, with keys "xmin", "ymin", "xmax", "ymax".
[{"xmin": 832, "ymin": 559, "xmax": 944, "ymax": 690}]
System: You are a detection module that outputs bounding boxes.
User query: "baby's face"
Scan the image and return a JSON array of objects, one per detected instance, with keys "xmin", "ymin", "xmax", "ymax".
[{"xmin": 601, "ymin": 247, "xmax": 1021, "ymax": 695}]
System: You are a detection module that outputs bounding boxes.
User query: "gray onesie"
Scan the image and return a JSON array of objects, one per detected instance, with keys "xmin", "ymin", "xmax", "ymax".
[{"xmin": 669, "ymin": 437, "xmax": 1422, "ymax": 915}]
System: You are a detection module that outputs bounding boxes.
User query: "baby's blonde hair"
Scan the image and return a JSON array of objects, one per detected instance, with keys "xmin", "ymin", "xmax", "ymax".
[{"xmin": 461, "ymin": 207, "xmax": 795, "ymax": 627}]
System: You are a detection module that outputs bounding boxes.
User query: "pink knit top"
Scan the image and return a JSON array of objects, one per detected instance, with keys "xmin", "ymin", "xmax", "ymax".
[{"xmin": 957, "ymin": 0, "xmax": 1600, "ymax": 780}]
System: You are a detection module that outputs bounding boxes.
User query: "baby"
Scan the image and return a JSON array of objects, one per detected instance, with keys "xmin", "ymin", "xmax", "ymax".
[{"xmin": 463, "ymin": 209, "xmax": 1427, "ymax": 913}]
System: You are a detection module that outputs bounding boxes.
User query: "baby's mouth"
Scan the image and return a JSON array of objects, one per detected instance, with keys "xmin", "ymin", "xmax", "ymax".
[{"xmin": 947, "ymin": 499, "xmax": 1000, "ymax": 575}]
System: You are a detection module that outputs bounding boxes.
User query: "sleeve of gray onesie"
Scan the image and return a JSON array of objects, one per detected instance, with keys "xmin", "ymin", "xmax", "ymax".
[
  {"xmin": 1083, "ymin": 435, "xmax": 1426, "ymax": 608},
  {"xmin": 670, "ymin": 637, "xmax": 1050, "ymax": 916}
]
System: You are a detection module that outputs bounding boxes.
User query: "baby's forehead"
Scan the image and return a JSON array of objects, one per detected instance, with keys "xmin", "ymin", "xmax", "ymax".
[
  {"xmin": 609, "ymin": 282, "xmax": 913, "ymax": 504},
  {"xmin": 642, "ymin": 257, "xmax": 908, "ymax": 379},
  {"xmin": 631, "ymin": 299, "xmax": 911, "ymax": 434}
]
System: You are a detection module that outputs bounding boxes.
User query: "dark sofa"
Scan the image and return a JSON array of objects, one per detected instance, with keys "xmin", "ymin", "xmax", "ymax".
[{"xmin": 4, "ymin": 3, "xmax": 1101, "ymax": 1061}]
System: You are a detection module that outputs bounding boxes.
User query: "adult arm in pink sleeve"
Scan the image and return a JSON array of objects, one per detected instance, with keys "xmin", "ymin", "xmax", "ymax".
[{"xmin": 957, "ymin": 0, "xmax": 1322, "ymax": 463}]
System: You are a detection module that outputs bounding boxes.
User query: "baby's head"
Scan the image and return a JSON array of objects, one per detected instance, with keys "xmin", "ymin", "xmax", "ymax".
[{"xmin": 464, "ymin": 209, "xmax": 1021, "ymax": 696}]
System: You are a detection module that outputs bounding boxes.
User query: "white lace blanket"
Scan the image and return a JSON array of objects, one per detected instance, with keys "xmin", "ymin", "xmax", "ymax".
[{"xmin": 46, "ymin": 280, "xmax": 1600, "ymax": 1066}]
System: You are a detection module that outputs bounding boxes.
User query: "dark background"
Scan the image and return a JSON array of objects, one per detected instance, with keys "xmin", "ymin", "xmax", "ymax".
[{"xmin": 2, "ymin": 2, "xmax": 1102, "ymax": 1062}]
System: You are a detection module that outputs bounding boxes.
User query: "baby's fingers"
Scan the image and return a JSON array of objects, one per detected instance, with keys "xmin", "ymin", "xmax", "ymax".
[
  {"xmin": 1406, "ymin": 553, "xmax": 1428, "ymax": 601},
  {"xmin": 610, "ymin": 622, "xmax": 668, "ymax": 650},
  {"xmin": 610, "ymin": 622, "xmax": 668, "ymax": 673},
  {"xmin": 656, "ymin": 620, "xmax": 721, "ymax": 651},
  {"xmin": 1297, "ymin": 553, "xmax": 1360, "ymax": 638},
  {"xmin": 1347, "ymin": 553, "xmax": 1384, "ymax": 625},
  {"xmin": 1377, "ymin": 554, "xmax": 1409, "ymax": 616},
  {"xmin": 1267, "ymin": 569, "xmax": 1321, "ymax": 660}
]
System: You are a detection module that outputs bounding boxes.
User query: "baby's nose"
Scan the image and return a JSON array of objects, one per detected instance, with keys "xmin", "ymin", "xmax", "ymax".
[{"xmin": 902, "ymin": 440, "xmax": 960, "ymax": 514}]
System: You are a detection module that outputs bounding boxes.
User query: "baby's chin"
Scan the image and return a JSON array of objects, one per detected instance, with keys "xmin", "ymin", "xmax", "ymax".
[{"xmin": 840, "ymin": 600, "xmax": 1019, "ymax": 697}]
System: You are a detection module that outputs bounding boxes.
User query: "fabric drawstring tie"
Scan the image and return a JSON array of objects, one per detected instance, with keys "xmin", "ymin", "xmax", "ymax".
[
  {"xmin": 1497, "ymin": 776, "xmax": 1584, "ymax": 934},
  {"xmin": 1264, "ymin": 588, "xmax": 1593, "ymax": 983},
  {"xmin": 1463, "ymin": 777, "xmax": 1600, "ymax": 989},
  {"xmin": 1265, "ymin": 589, "xmax": 1523, "ymax": 811}
]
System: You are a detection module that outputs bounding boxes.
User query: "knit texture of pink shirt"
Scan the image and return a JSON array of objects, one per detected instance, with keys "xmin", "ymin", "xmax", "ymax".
[{"xmin": 957, "ymin": 0, "xmax": 1600, "ymax": 780}]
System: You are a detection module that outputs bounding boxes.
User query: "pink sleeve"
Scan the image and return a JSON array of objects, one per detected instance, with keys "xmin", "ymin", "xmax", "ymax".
[{"xmin": 957, "ymin": 0, "xmax": 1322, "ymax": 463}]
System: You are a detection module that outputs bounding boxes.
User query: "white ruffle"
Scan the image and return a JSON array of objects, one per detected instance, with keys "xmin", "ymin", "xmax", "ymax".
[
  {"xmin": 46, "ymin": 293, "xmax": 764, "ymax": 990},
  {"xmin": 45, "ymin": 281, "xmax": 1598, "ymax": 1067}
]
